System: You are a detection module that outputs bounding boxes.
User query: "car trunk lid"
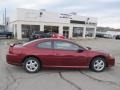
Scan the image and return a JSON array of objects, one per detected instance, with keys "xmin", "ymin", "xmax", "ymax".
[{"xmin": 9, "ymin": 43, "xmax": 23, "ymax": 54}]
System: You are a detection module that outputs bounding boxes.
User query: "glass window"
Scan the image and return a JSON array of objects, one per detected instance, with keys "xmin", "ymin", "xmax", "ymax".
[
  {"xmin": 54, "ymin": 41, "xmax": 80, "ymax": 51},
  {"xmin": 86, "ymin": 28, "xmax": 94, "ymax": 37},
  {"xmin": 44, "ymin": 25, "xmax": 59, "ymax": 33},
  {"xmin": 73, "ymin": 27, "xmax": 83, "ymax": 37},
  {"xmin": 37, "ymin": 41, "xmax": 52, "ymax": 49}
]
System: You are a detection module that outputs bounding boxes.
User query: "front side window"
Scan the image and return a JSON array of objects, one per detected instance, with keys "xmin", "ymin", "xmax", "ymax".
[
  {"xmin": 37, "ymin": 41, "xmax": 52, "ymax": 49},
  {"xmin": 54, "ymin": 41, "xmax": 80, "ymax": 51}
]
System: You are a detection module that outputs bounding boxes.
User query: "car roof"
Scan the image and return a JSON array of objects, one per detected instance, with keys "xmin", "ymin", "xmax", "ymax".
[
  {"xmin": 23, "ymin": 38, "xmax": 75, "ymax": 46},
  {"xmin": 36, "ymin": 38, "xmax": 74, "ymax": 43},
  {"xmin": 38, "ymin": 38, "xmax": 73, "ymax": 42}
]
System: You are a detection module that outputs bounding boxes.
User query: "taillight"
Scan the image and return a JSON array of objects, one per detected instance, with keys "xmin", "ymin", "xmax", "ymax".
[{"xmin": 9, "ymin": 47, "xmax": 14, "ymax": 54}]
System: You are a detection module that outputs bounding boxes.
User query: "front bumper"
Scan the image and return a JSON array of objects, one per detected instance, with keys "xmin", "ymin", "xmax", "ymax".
[{"xmin": 107, "ymin": 57, "xmax": 115, "ymax": 67}]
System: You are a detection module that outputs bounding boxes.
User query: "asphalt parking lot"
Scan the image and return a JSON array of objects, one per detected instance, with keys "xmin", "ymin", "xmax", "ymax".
[{"xmin": 0, "ymin": 38, "xmax": 120, "ymax": 90}]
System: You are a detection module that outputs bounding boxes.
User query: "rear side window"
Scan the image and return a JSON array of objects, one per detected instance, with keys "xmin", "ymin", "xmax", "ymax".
[{"xmin": 37, "ymin": 41, "xmax": 52, "ymax": 49}]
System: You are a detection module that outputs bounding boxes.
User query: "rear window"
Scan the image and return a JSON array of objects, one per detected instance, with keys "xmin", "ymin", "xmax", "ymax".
[{"xmin": 23, "ymin": 39, "xmax": 40, "ymax": 46}]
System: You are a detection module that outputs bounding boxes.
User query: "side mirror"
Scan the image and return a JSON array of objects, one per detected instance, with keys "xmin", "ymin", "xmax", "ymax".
[
  {"xmin": 10, "ymin": 43, "xmax": 15, "ymax": 47},
  {"xmin": 77, "ymin": 49, "xmax": 84, "ymax": 53},
  {"xmin": 87, "ymin": 47, "xmax": 91, "ymax": 50}
]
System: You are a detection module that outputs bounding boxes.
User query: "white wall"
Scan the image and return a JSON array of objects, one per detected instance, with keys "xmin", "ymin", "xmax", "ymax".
[
  {"xmin": 10, "ymin": 8, "xmax": 97, "ymax": 25},
  {"xmin": 9, "ymin": 8, "xmax": 97, "ymax": 39}
]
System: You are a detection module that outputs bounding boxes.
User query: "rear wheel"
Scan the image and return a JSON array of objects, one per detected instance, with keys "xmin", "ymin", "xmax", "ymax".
[
  {"xmin": 23, "ymin": 57, "xmax": 41, "ymax": 73},
  {"xmin": 7, "ymin": 35, "xmax": 11, "ymax": 39},
  {"xmin": 90, "ymin": 57, "xmax": 106, "ymax": 72}
]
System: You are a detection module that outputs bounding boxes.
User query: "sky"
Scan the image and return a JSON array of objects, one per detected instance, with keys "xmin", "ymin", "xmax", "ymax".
[{"xmin": 0, "ymin": 0, "xmax": 120, "ymax": 29}]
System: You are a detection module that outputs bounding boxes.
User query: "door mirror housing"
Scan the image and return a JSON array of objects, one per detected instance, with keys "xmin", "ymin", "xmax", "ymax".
[
  {"xmin": 87, "ymin": 47, "xmax": 91, "ymax": 50},
  {"xmin": 77, "ymin": 49, "xmax": 84, "ymax": 53}
]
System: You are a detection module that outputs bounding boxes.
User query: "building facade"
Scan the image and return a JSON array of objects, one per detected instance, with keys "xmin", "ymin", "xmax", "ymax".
[{"xmin": 9, "ymin": 8, "xmax": 97, "ymax": 39}]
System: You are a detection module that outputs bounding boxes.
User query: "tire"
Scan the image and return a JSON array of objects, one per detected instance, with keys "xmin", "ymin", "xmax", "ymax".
[
  {"xmin": 23, "ymin": 57, "xmax": 41, "ymax": 73},
  {"xmin": 90, "ymin": 57, "xmax": 106, "ymax": 72},
  {"xmin": 7, "ymin": 35, "xmax": 11, "ymax": 39}
]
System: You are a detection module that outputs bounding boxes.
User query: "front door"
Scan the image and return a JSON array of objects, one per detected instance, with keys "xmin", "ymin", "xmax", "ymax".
[
  {"xmin": 53, "ymin": 41, "xmax": 87, "ymax": 67},
  {"xmin": 35, "ymin": 41, "xmax": 56, "ymax": 67}
]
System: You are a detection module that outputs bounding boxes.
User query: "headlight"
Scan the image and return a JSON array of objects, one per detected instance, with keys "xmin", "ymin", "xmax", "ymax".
[{"xmin": 108, "ymin": 53, "xmax": 113, "ymax": 58}]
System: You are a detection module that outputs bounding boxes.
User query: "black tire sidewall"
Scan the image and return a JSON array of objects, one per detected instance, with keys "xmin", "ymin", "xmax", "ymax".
[
  {"xmin": 23, "ymin": 57, "xmax": 41, "ymax": 73},
  {"xmin": 91, "ymin": 57, "xmax": 106, "ymax": 72},
  {"xmin": 7, "ymin": 35, "xmax": 11, "ymax": 39}
]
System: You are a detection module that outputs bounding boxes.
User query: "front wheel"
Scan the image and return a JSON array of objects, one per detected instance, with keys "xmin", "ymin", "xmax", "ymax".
[
  {"xmin": 23, "ymin": 57, "xmax": 41, "ymax": 73},
  {"xmin": 90, "ymin": 57, "xmax": 106, "ymax": 72}
]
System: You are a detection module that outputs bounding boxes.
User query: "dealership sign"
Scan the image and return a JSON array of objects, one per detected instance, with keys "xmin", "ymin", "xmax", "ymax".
[{"xmin": 59, "ymin": 13, "xmax": 72, "ymax": 19}]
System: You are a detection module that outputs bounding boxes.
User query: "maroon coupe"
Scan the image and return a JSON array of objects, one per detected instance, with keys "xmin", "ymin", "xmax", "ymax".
[{"xmin": 6, "ymin": 38, "xmax": 115, "ymax": 73}]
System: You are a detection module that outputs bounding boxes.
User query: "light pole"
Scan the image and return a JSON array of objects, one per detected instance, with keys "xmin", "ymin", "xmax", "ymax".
[
  {"xmin": 85, "ymin": 18, "xmax": 90, "ymax": 37},
  {"xmin": 0, "ymin": 8, "xmax": 6, "ymax": 31},
  {"xmin": 83, "ymin": 18, "xmax": 89, "ymax": 38},
  {"xmin": 4, "ymin": 8, "xmax": 6, "ymax": 31}
]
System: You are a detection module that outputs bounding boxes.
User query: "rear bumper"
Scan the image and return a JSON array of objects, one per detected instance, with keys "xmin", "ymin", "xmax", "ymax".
[{"xmin": 6, "ymin": 53, "xmax": 22, "ymax": 66}]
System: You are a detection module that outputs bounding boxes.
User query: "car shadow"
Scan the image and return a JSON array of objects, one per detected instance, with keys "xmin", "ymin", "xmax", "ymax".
[{"xmin": 7, "ymin": 65, "xmax": 114, "ymax": 74}]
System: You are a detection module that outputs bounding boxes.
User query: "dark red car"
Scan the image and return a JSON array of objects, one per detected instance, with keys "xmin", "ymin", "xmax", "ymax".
[{"xmin": 6, "ymin": 38, "xmax": 115, "ymax": 73}]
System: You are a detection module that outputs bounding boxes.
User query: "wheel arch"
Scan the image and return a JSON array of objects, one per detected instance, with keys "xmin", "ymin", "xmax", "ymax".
[
  {"xmin": 89, "ymin": 55, "xmax": 108, "ymax": 68},
  {"xmin": 22, "ymin": 55, "xmax": 42, "ymax": 67}
]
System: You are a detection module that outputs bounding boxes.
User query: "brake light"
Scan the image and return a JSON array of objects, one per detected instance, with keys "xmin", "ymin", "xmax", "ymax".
[{"xmin": 9, "ymin": 46, "xmax": 14, "ymax": 54}]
